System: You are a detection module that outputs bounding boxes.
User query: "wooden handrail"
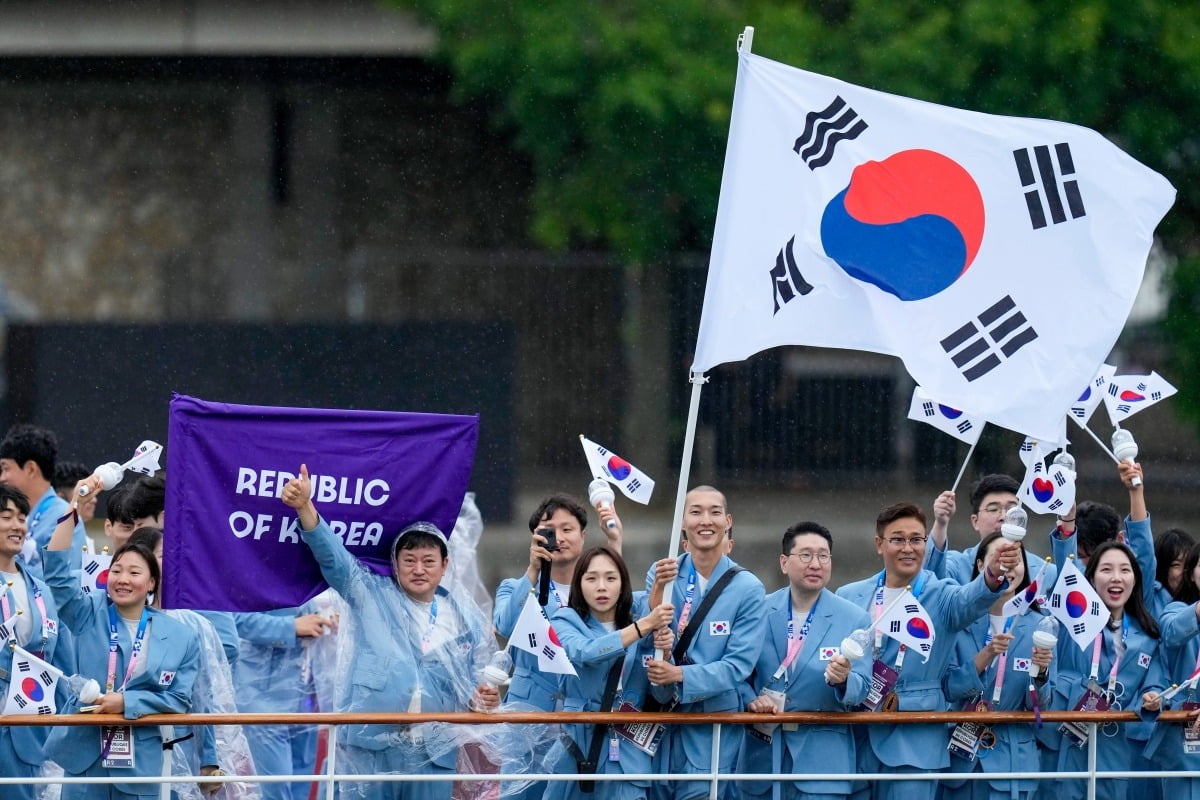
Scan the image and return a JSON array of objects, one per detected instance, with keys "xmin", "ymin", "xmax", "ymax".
[{"xmin": 0, "ymin": 708, "xmax": 1192, "ymax": 727}]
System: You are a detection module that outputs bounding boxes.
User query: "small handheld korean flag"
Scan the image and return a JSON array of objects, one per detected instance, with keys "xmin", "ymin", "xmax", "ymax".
[
  {"xmin": 871, "ymin": 589, "xmax": 936, "ymax": 662},
  {"xmin": 1020, "ymin": 442, "xmax": 1076, "ymax": 516},
  {"xmin": 122, "ymin": 440, "xmax": 163, "ymax": 475},
  {"xmin": 3, "ymin": 645, "xmax": 62, "ymax": 716},
  {"xmin": 79, "ymin": 548, "xmax": 112, "ymax": 596},
  {"xmin": 1046, "ymin": 558, "xmax": 1107, "ymax": 649},
  {"xmin": 1069, "ymin": 364, "xmax": 1116, "ymax": 425},
  {"xmin": 580, "ymin": 436, "xmax": 655, "ymax": 505},
  {"xmin": 508, "ymin": 594, "xmax": 578, "ymax": 676},
  {"xmin": 1001, "ymin": 577, "xmax": 1042, "ymax": 617},
  {"xmin": 1103, "ymin": 371, "xmax": 1177, "ymax": 426},
  {"xmin": 906, "ymin": 386, "xmax": 983, "ymax": 445},
  {"xmin": 0, "ymin": 611, "xmax": 18, "ymax": 644}
]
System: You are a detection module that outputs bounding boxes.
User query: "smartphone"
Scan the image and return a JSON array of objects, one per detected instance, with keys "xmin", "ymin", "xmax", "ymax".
[{"xmin": 537, "ymin": 526, "xmax": 559, "ymax": 552}]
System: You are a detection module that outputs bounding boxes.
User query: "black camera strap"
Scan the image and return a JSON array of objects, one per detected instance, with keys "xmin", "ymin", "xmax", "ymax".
[{"xmin": 566, "ymin": 658, "xmax": 624, "ymax": 793}]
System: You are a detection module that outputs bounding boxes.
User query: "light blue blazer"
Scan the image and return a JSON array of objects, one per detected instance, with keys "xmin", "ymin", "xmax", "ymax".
[
  {"xmin": 544, "ymin": 593, "xmax": 659, "ymax": 799},
  {"xmin": 495, "ymin": 575, "xmax": 565, "ymax": 711},
  {"xmin": 42, "ymin": 548, "xmax": 201, "ymax": 796},
  {"xmin": 738, "ymin": 587, "xmax": 872, "ymax": 798},
  {"xmin": 835, "ymin": 568, "xmax": 1000, "ymax": 770},
  {"xmin": 301, "ymin": 517, "xmax": 492, "ymax": 766},
  {"xmin": 1143, "ymin": 600, "xmax": 1200, "ymax": 773},
  {"xmin": 0, "ymin": 559, "xmax": 68, "ymax": 770},
  {"xmin": 942, "ymin": 611, "xmax": 1057, "ymax": 795}
]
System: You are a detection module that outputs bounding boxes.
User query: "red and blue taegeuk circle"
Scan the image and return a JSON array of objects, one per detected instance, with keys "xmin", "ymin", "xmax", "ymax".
[{"xmin": 820, "ymin": 149, "xmax": 984, "ymax": 301}]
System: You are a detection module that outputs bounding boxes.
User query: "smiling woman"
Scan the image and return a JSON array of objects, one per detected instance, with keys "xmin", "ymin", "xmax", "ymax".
[{"xmin": 41, "ymin": 474, "xmax": 202, "ymax": 799}]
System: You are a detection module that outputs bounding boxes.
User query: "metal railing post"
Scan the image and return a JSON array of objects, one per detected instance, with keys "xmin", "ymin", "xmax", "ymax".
[
  {"xmin": 709, "ymin": 722, "xmax": 721, "ymax": 800},
  {"xmin": 1086, "ymin": 722, "xmax": 1098, "ymax": 800},
  {"xmin": 324, "ymin": 724, "xmax": 339, "ymax": 800}
]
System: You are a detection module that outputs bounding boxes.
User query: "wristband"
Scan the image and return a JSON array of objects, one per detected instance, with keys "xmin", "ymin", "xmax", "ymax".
[
  {"xmin": 633, "ymin": 620, "xmax": 645, "ymax": 638},
  {"xmin": 1058, "ymin": 517, "xmax": 1075, "ymax": 523}
]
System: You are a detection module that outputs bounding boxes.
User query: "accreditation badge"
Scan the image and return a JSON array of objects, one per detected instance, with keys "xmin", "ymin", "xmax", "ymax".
[
  {"xmin": 1182, "ymin": 701, "xmax": 1200, "ymax": 756},
  {"xmin": 748, "ymin": 688, "xmax": 788, "ymax": 743},
  {"xmin": 948, "ymin": 698, "xmax": 995, "ymax": 761},
  {"xmin": 858, "ymin": 660, "xmax": 900, "ymax": 712},
  {"xmin": 100, "ymin": 725, "xmax": 135, "ymax": 769},
  {"xmin": 1059, "ymin": 682, "xmax": 1110, "ymax": 748}
]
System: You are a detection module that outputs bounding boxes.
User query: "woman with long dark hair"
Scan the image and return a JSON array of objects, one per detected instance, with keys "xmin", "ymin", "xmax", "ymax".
[
  {"xmin": 1053, "ymin": 540, "xmax": 1166, "ymax": 800},
  {"xmin": 943, "ymin": 531, "xmax": 1055, "ymax": 800},
  {"xmin": 545, "ymin": 546, "xmax": 676, "ymax": 800}
]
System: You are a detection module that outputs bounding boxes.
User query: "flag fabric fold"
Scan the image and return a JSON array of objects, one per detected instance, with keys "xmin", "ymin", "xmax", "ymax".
[
  {"xmin": 1046, "ymin": 558, "xmax": 1107, "ymax": 649},
  {"xmin": 580, "ymin": 436, "xmax": 656, "ymax": 505},
  {"xmin": 871, "ymin": 589, "xmax": 936, "ymax": 662},
  {"xmin": 1019, "ymin": 440, "xmax": 1077, "ymax": 516},
  {"xmin": 508, "ymin": 593, "xmax": 578, "ymax": 676},
  {"xmin": 691, "ymin": 51, "xmax": 1175, "ymax": 442},
  {"xmin": 79, "ymin": 549, "xmax": 112, "ymax": 596}
]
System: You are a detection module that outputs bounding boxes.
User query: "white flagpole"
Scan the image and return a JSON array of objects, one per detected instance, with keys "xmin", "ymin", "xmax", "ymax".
[
  {"xmin": 949, "ymin": 437, "xmax": 980, "ymax": 493},
  {"xmin": 665, "ymin": 373, "xmax": 709, "ymax": 560},
  {"xmin": 1077, "ymin": 422, "xmax": 1121, "ymax": 464}
]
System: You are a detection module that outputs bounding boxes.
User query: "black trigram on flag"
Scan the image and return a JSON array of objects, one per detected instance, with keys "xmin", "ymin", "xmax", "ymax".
[
  {"xmin": 1064, "ymin": 573, "xmax": 1078, "ymax": 587},
  {"xmin": 770, "ymin": 236, "xmax": 813, "ymax": 314},
  {"xmin": 889, "ymin": 621, "xmax": 902, "ymax": 633},
  {"xmin": 1090, "ymin": 601, "xmax": 1101, "ymax": 616},
  {"xmin": 904, "ymin": 605, "xmax": 920, "ymax": 614},
  {"xmin": 922, "ymin": 401, "xmax": 935, "ymax": 417},
  {"xmin": 526, "ymin": 633, "xmax": 538, "ymax": 649},
  {"xmin": 84, "ymin": 561, "xmax": 100, "ymax": 575},
  {"xmin": 1072, "ymin": 622, "xmax": 1087, "ymax": 636},
  {"xmin": 956, "ymin": 420, "xmax": 973, "ymax": 435},
  {"xmin": 541, "ymin": 645, "xmax": 557, "ymax": 661},
  {"xmin": 919, "ymin": 643, "xmax": 931, "ymax": 653},
  {"xmin": 1013, "ymin": 143, "xmax": 1086, "ymax": 229},
  {"xmin": 626, "ymin": 478, "xmax": 642, "ymax": 493},
  {"xmin": 793, "ymin": 96, "xmax": 867, "ymax": 170},
  {"xmin": 1051, "ymin": 594, "xmax": 1062, "ymax": 608},
  {"xmin": 1053, "ymin": 472, "xmax": 1068, "ymax": 487},
  {"xmin": 13, "ymin": 695, "xmax": 26, "ymax": 709},
  {"xmin": 940, "ymin": 296, "xmax": 1038, "ymax": 381},
  {"xmin": 1048, "ymin": 499, "xmax": 1064, "ymax": 511},
  {"xmin": 36, "ymin": 705, "xmax": 52, "ymax": 715},
  {"xmin": 17, "ymin": 661, "xmax": 30, "ymax": 673}
]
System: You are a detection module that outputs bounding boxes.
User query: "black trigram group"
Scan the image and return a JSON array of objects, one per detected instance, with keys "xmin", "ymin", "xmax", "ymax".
[
  {"xmin": 940, "ymin": 295, "xmax": 1038, "ymax": 382},
  {"xmin": 1014, "ymin": 143, "xmax": 1086, "ymax": 229},
  {"xmin": 793, "ymin": 96, "xmax": 867, "ymax": 170}
]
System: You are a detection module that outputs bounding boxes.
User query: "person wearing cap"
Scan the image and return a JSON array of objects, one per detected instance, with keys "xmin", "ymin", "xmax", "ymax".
[{"xmin": 280, "ymin": 464, "xmax": 498, "ymax": 800}]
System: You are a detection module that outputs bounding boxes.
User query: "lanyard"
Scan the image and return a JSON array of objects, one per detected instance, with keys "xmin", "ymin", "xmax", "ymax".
[
  {"xmin": 771, "ymin": 598, "xmax": 817, "ymax": 682},
  {"xmin": 1, "ymin": 575, "xmax": 51, "ymax": 656},
  {"xmin": 106, "ymin": 604, "xmax": 150, "ymax": 693},
  {"xmin": 420, "ymin": 598, "xmax": 439, "ymax": 654},
  {"xmin": 1089, "ymin": 616, "xmax": 1128, "ymax": 694},
  {"xmin": 990, "ymin": 616, "xmax": 1016, "ymax": 704},
  {"xmin": 548, "ymin": 579, "xmax": 566, "ymax": 610},
  {"xmin": 872, "ymin": 570, "xmax": 927, "ymax": 668},
  {"xmin": 677, "ymin": 566, "xmax": 699, "ymax": 633}
]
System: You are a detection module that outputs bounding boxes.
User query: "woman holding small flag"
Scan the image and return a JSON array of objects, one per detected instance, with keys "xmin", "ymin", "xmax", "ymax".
[
  {"xmin": 543, "ymin": 545, "xmax": 676, "ymax": 800},
  {"xmin": 942, "ymin": 531, "xmax": 1055, "ymax": 800},
  {"xmin": 1050, "ymin": 537, "xmax": 1166, "ymax": 800},
  {"xmin": 42, "ymin": 474, "xmax": 202, "ymax": 800}
]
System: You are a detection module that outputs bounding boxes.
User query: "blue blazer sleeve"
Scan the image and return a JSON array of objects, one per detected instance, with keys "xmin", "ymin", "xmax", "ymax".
[
  {"xmin": 494, "ymin": 576, "xmax": 534, "ymax": 637},
  {"xmin": 299, "ymin": 516, "xmax": 359, "ymax": 596},
  {"xmin": 234, "ymin": 611, "xmax": 299, "ymax": 647},
  {"xmin": 1160, "ymin": 600, "xmax": 1199, "ymax": 648},
  {"xmin": 552, "ymin": 607, "xmax": 626, "ymax": 666},
  {"xmin": 41, "ymin": 547, "xmax": 96, "ymax": 636}
]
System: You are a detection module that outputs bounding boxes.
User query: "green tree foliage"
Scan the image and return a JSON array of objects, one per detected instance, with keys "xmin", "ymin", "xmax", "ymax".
[{"xmin": 400, "ymin": 0, "xmax": 1200, "ymax": 415}]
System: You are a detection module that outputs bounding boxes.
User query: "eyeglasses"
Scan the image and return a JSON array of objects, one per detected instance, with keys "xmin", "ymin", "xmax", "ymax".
[
  {"xmin": 883, "ymin": 536, "xmax": 927, "ymax": 548},
  {"xmin": 787, "ymin": 551, "xmax": 831, "ymax": 565},
  {"xmin": 981, "ymin": 502, "xmax": 1019, "ymax": 515}
]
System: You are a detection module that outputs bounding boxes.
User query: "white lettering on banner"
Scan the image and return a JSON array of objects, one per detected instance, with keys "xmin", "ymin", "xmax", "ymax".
[
  {"xmin": 233, "ymin": 468, "xmax": 391, "ymax": 507},
  {"xmin": 227, "ymin": 512, "xmax": 383, "ymax": 547}
]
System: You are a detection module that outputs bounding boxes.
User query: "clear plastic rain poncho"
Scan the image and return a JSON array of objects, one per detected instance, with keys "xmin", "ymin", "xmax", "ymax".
[
  {"xmin": 167, "ymin": 608, "xmax": 262, "ymax": 800},
  {"xmin": 300, "ymin": 502, "xmax": 552, "ymax": 800}
]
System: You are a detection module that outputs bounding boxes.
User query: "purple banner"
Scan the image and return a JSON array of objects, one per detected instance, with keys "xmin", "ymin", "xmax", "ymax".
[{"xmin": 162, "ymin": 394, "xmax": 478, "ymax": 612}]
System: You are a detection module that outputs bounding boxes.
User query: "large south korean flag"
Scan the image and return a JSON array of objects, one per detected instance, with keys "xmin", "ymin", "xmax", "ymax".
[{"xmin": 692, "ymin": 51, "xmax": 1175, "ymax": 443}]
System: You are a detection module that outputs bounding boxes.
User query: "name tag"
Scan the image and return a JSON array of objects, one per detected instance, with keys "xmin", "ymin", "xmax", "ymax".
[{"xmin": 101, "ymin": 725, "xmax": 135, "ymax": 769}]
